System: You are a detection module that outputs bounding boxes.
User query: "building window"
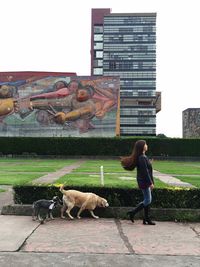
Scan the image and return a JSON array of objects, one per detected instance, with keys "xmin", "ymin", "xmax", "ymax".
[
  {"xmin": 138, "ymin": 101, "xmax": 152, "ymax": 105},
  {"xmin": 93, "ymin": 68, "xmax": 103, "ymax": 75},
  {"xmin": 94, "ymin": 26, "xmax": 103, "ymax": 33},
  {"xmin": 109, "ymin": 61, "xmax": 116, "ymax": 70},
  {"xmin": 94, "ymin": 60, "xmax": 103, "ymax": 67},
  {"xmin": 96, "ymin": 51, "xmax": 103, "ymax": 58},
  {"xmin": 94, "ymin": 42, "xmax": 103, "ymax": 50},
  {"xmin": 94, "ymin": 34, "xmax": 103, "ymax": 41}
]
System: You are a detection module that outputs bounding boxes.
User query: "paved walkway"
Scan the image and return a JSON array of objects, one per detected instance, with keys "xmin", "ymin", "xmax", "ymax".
[
  {"xmin": 0, "ymin": 215, "xmax": 200, "ymax": 266},
  {"xmin": 31, "ymin": 160, "xmax": 85, "ymax": 184},
  {"xmin": 153, "ymin": 170, "xmax": 195, "ymax": 188}
]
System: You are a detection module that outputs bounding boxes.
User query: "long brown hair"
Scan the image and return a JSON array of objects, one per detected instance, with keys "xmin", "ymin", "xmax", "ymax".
[{"xmin": 121, "ymin": 140, "xmax": 146, "ymax": 170}]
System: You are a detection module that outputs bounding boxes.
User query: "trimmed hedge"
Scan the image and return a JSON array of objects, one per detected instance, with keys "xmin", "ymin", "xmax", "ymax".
[
  {"xmin": 13, "ymin": 185, "xmax": 200, "ymax": 209},
  {"xmin": 1, "ymin": 137, "xmax": 200, "ymax": 157}
]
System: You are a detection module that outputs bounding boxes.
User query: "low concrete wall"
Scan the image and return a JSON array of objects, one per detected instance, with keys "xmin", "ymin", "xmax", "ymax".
[{"xmin": 1, "ymin": 205, "xmax": 200, "ymax": 222}]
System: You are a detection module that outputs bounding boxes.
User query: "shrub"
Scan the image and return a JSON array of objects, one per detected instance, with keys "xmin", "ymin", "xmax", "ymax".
[
  {"xmin": 1, "ymin": 137, "xmax": 200, "ymax": 157},
  {"xmin": 13, "ymin": 185, "xmax": 200, "ymax": 208}
]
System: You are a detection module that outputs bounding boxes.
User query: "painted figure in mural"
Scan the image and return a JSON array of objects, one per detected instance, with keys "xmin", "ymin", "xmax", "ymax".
[
  {"xmin": 81, "ymin": 79, "xmax": 117, "ymax": 118},
  {"xmin": 30, "ymin": 80, "xmax": 80, "ymax": 100},
  {"xmin": 29, "ymin": 79, "xmax": 117, "ymax": 133},
  {"xmin": 54, "ymin": 85, "xmax": 96, "ymax": 133},
  {"xmin": 0, "ymin": 76, "xmax": 119, "ymax": 135},
  {"xmin": 28, "ymin": 80, "xmax": 82, "ymax": 126},
  {"xmin": 0, "ymin": 84, "xmax": 19, "ymax": 127},
  {"xmin": 0, "ymin": 75, "xmax": 38, "ymax": 87},
  {"xmin": 0, "ymin": 75, "xmax": 46, "ymax": 122},
  {"xmin": 52, "ymin": 81, "xmax": 118, "ymax": 133}
]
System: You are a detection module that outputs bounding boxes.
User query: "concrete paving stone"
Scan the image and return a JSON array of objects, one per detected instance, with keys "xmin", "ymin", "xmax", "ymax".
[
  {"xmin": 0, "ymin": 252, "xmax": 200, "ymax": 267},
  {"xmin": 121, "ymin": 220, "xmax": 200, "ymax": 256},
  {"xmin": 22, "ymin": 218, "xmax": 129, "ymax": 254},
  {"xmin": 0, "ymin": 215, "xmax": 39, "ymax": 252}
]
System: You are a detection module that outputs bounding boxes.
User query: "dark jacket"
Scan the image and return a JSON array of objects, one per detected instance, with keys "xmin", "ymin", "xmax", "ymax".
[{"xmin": 136, "ymin": 154, "xmax": 154, "ymax": 189}]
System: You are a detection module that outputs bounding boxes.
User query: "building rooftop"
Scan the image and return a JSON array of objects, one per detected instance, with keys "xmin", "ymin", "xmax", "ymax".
[{"xmin": 106, "ymin": 13, "xmax": 156, "ymax": 17}]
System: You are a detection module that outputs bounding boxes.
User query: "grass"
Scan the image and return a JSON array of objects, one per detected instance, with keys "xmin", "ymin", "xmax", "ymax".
[
  {"xmin": 56, "ymin": 172, "xmax": 167, "ymax": 188},
  {"xmin": 72, "ymin": 160, "xmax": 125, "ymax": 173},
  {"xmin": 153, "ymin": 160, "xmax": 200, "ymax": 175},
  {"xmin": 174, "ymin": 176, "xmax": 200, "ymax": 188},
  {"xmin": 0, "ymin": 159, "xmax": 76, "ymax": 172},
  {"xmin": 56, "ymin": 159, "xmax": 168, "ymax": 188},
  {"xmin": 153, "ymin": 160, "xmax": 200, "ymax": 187},
  {"xmin": 0, "ymin": 159, "xmax": 76, "ymax": 185},
  {"xmin": 0, "ymin": 172, "xmax": 45, "ymax": 185},
  {"xmin": 0, "ymin": 158, "xmax": 199, "ymax": 188}
]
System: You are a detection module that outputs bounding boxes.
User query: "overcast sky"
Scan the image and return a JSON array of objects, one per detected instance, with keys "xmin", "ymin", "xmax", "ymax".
[{"xmin": 1, "ymin": 0, "xmax": 199, "ymax": 138}]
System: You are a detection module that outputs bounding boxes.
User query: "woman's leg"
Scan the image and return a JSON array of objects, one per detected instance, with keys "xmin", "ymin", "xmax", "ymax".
[
  {"xmin": 127, "ymin": 189, "xmax": 147, "ymax": 222},
  {"xmin": 127, "ymin": 202, "xmax": 144, "ymax": 222},
  {"xmin": 141, "ymin": 187, "xmax": 155, "ymax": 225},
  {"xmin": 141, "ymin": 187, "xmax": 152, "ymax": 206}
]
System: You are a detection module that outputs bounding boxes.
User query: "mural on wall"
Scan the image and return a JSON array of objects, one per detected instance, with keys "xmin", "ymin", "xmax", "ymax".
[{"xmin": 0, "ymin": 74, "xmax": 120, "ymax": 137}]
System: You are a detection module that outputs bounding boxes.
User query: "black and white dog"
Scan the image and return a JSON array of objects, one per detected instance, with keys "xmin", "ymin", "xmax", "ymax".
[{"xmin": 32, "ymin": 196, "xmax": 62, "ymax": 223}]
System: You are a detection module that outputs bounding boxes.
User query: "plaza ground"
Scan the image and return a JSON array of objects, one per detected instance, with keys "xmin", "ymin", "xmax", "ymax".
[
  {"xmin": 0, "ymin": 215, "xmax": 200, "ymax": 267},
  {"xmin": 0, "ymin": 159, "xmax": 200, "ymax": 266}
]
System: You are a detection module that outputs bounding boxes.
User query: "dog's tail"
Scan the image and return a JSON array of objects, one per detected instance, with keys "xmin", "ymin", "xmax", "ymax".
[{"xmin": 59, "ymin": 185, "xmax": 66, "ymax": 194}]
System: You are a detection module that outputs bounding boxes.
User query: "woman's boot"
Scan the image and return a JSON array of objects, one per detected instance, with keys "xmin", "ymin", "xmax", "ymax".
[
  {"xmin": 127, "ymin": 202, "xmax": 144, "ymax": 223},
  {"xmin": 143, "ymin": 205, "xmax": 156, "ymax": 225}
]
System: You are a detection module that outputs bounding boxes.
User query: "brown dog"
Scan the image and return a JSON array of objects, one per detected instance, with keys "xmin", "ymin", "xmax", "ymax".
[{"xmin": 60, "ymin": 186, "xmax": 109, "ymax": 219}]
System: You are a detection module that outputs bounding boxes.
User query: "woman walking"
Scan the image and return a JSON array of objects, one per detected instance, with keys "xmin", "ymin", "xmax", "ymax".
[{"xmin": 121, "ymin": 140, "xmax": 155, "ymax": 225}]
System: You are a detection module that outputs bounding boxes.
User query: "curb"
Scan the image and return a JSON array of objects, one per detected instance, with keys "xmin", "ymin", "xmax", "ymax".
[{"xmin": 1, "ymin": 205, "xmax": 200, "ymax": 222}]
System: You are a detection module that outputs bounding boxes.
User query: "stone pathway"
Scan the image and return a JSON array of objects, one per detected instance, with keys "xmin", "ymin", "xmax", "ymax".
[
  {"xmin": 31, "ymin": 160, "xmax": 85, "ymax": 184},
  {"xmin": 153, "ymin": 170, "xmax": 195, "ymax": 188},
  {"xmin": 0, "ymin": 216, "xmax": 200, "ymax": 266}
]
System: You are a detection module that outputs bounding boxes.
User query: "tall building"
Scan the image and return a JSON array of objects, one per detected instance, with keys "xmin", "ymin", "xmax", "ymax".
[
  {"xmin": 91, "ymin": 9, "xmax": 161, "ymax": 136},
  {"xmin": 183, "ymin": 108, "xmax": 200, "ymax": 138}
]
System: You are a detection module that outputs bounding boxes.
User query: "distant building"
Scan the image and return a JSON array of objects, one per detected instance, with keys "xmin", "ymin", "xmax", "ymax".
[
  {"xmin": 91, "ymin": 8, "xmax": 161, "ymax": 136},
  {"xmin": 183, "ymin": 108, "xmax": 200, "ymax": 138}
]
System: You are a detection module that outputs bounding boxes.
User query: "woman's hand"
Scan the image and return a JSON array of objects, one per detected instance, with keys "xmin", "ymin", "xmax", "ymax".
[{"xmin": 150, "ymin": 184, "xmax": 154, "ymax": 190}]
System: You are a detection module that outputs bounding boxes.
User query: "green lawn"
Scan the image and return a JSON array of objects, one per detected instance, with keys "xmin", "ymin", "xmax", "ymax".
[
  {"xmin": 72, "ymin": 159, "xmax": 125, "ymax": 173},
  {"xmin": 174, "ymin": 176, "xmax": 200, "ymax": 188},
  {"xmin": 56, "ymin": 159, "xmax": 168, "ymax": 188},
  {"xmin": 153, "ymin": 160, "xmax": 200, "ymax": 187},
  {"xmin": 153, "ymin": 160, "xmax": 200, "ymax": 175},
  {"xmin": 0, "ymin": 159, "xmax": 76, "ymax": 172},
  {"xmin": 0, "ymin": 159, "xmax": 76, "ymax": 185},
  {"xmin": 56, "ymin": 172, "xmax": 166, "ymax": 188},
  {"xmin": 0, "ymin": 172, "xmax": 45, "ymax": 185},
  {"xmin": 0, "ymin": 158, "xmax": 199, "ymax": 188}
]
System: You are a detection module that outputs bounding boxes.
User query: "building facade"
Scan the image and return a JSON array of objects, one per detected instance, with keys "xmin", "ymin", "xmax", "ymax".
[
  {"xmin": 91, "ymin": 9, "xmax": 161, "ymax": 136},
  {"xmin": 183, "ymin": 108, "xmax": 200, "ymax": 138}
]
